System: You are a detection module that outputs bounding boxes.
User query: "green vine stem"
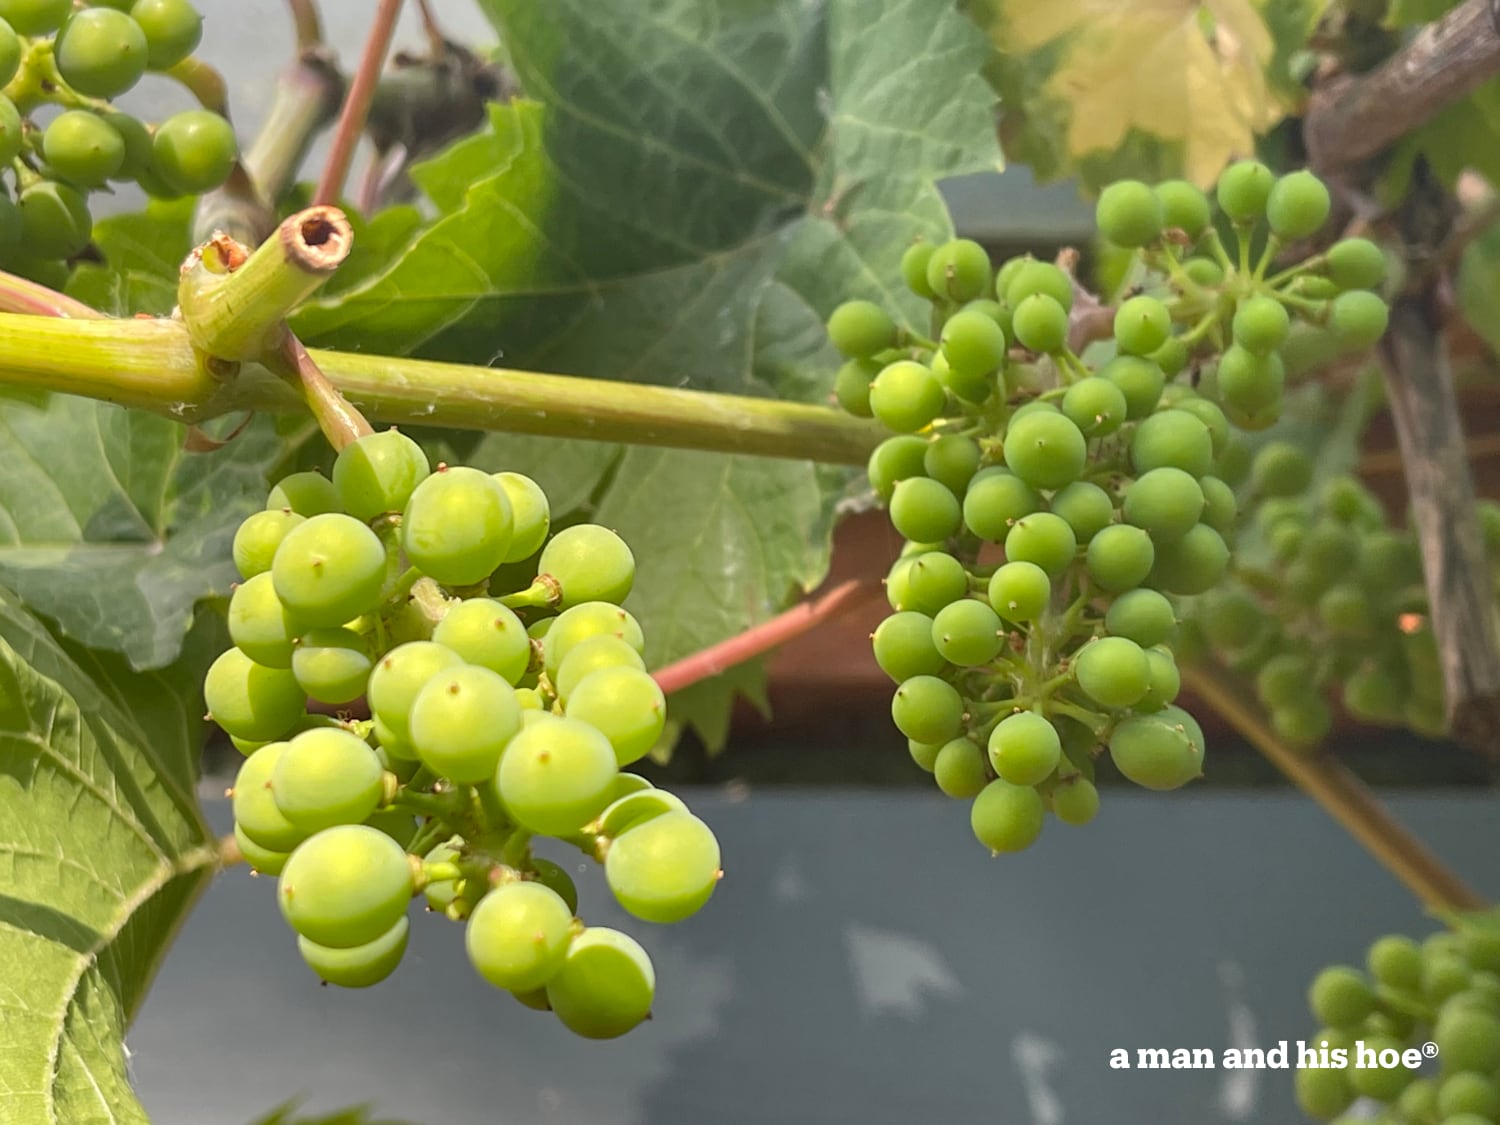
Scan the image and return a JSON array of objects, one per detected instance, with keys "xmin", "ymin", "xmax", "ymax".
[
  {"xmin": 0, "ymin": 312, "xmax": 882, "ymax": 463},
  {"xmin": 0, "ymin": 269, "xmax": 106, "ymax": 319},
  {"xmin": 177, "ymin": 206, "xmax": 354, "ymax": 361},
  {"xmin": 1182, "ymin": 660, "xmax": 1485, "ymax": 912}
]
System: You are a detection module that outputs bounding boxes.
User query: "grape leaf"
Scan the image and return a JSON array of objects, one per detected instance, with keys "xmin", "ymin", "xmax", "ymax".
[
  {"xmin": 0, "ymin": 591, "xmax": 219, "ymax": 1124},
  {"xmin": 0, "ymin": 395, "xmax": 281, "ymax": 670},
  {"xmin": 65, "ymin": 199, "xmax": 196, "ymax": 318},
  {"xmin": 1459, "ymin": 224, "xmax": 1500, "ymax": 355},
  {"xmin": 974, "ymin": 0, "xmax": 1325, "ymax": 188}
]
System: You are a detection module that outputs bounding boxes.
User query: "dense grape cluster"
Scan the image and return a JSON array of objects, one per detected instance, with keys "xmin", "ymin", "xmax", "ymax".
[
  {"xmin": 1297, "ymin": 916, "xmax": 1500, "ymax": 1125},
  {"xmin": 825, "ymin": 165, "xmax": 1391, "ymax": 853},
  {"xmin": 0, "ymin": 0, "xmax": 235, "ymax": 283},
  {"xmin": 216, "ymin": 430, "xmax": 721, "ymax": 1039}
]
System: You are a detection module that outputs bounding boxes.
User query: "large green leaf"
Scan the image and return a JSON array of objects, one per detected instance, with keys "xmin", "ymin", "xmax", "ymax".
[
  {"xmin": 0, "ymin": 592, "xmax": 219, "ymax": 1124},
  {"xmin": 0, "ymin": 395, "xmax": 281, "ymax": 670},
  {"xmin": 65, "ymin": 199, "xmax": 197, "ymax": 318}
]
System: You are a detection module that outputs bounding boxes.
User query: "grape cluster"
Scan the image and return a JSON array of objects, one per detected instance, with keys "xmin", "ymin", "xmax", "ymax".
[
  {"xmin": 215, "ymin": 430, "xmax": 721, "ymax": 1039},
  {"xmin": 1297, "ymin": 917, "xmax": 1500, "ymax": 1125},
  {"xmin": 825, "ymin": 166, "xmax": 1389, "ymax": 853},
  {"xmin": 0, "ymin": 0, "xmax": 235, "ymax": 283}
]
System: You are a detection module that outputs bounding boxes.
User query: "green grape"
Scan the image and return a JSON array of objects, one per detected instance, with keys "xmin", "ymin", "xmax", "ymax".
[
  {"xmin": 1096, "ymin": 180, "xmax": 1163, "ymax": 247},
  {"xmin": 1295, "ymin": 1065, "xmax": 1355, "ymax": 1121},
  {"xmin": 1051, "ymin": 776, "xmax": 1099, "ymax": 825},
  {"xmin": 271, "ymin": 512, "xmax": 386, "ymax": 627},
  {"xmin": 234, "ymin": 824, "xmax": 289, "ymax": 876},
  {"xmin": 0, "ymin": 193, "xmax": 20, "ymax": 256},
  {"xmin": 930, "ymin": 598, "xmax": 1003, "ymax": 666},
  {"xmin": 292, "ymin": 626, "xmax": 372, "ymax": 705},
  {"xmin": 1183, "ymin": 257, "xmax": 1225, "ymax": 286},
  {"xmin": 962, "ymin": 469, "xmax": 1040, "ymax": 542},
  {"xmin": 278, "ymin": 824, "xmax": 414, "ymax": 949},
  {"xmin": 0, "ymin": 0, "xmax": 69, "ymax": 33},
  {"xmin": 891, "ymin": 675, "xmax": 964, "ymax": 745},
  {"xmin": 545, "ymin": 927, "xmax": 655, "ymax": 1040},
  {"xmin": 204, "ymin": 648, "xmax": 305, "ymax": 742},
  {"xmin": 1216, "ymin": 160, "xmax": 1275, "ymax": 221},
  {"xmin": 1425, "ymin": 949, "xmax": 1474, "ymax": 1004},
  {"xmin": 1434, "ymin": 1005, "xmax": 1500, "ymax": 1073},
  {"xmin": 1003, "ymin": 410, "xmax": 1086, "ymax": 490},
  {"xmin": 131, "ymin": 0, "xmax": 203, "ymax": 69},
  {"xmin": 1049, "ymin": 481, "xmax": 1115, "ymax": 543},
  {"xmin": 228, "ymin": 572, "xmax": 298, "ymax": 668},
  {"xmin": 901, "ymin": 241, "xmax": 937, "ymax": 298},
  {"xmin": 1316, "ymin": 585, "xmax": 1372, "ymax": 637},
  {"xmin": 1320, "ymin": 476, "xmax": 1381, "ymax": 525},
  {"xmin": 1347, "ymin": 1033, "xmax": 1413, "ymax": 1100},
  {"xmin": 1061, "ymin": 376, "xmax": 1128, "ymax": 437},
  {"xmin": 1137, "ymin": 646, "xmax": 1180, "ymax": 711},
  {"xmin": 1123, "ymin": 467, "xmax": 1204, "ymax": 543},
  {"xmin": 932, "ymin": 349, "xmax": 993, "ymax": 404},
  {"xmin": 1265, "ymin": 170, "xmax": 1331, "ymax": 239},
  {"xmin": 833, "ymin": 359, "xmax": 877, "ymax": 417},
  {"xmin": 234, "ymin": 510, "xmax": 305, "ymax": 579},
  {"xmin": 54, "ymin": 8, "xmax": 149, "ymax": 97},
  {"xmin": 1343, "ymin": 663, "xmax": 1405, "ymax": 725},
  {"xmin": 909, "ymin": 738, "xmax": 941, "ymax": 772},
  {"xmin": 1100, "ymin": 355, "xmax": 1166, "ymax": 419},
  {"xmin": 367, "ymin": 641, "xmax": 464, "ymax": 743},
  {"xmin": 899, "ymin": 551, "xmax": 968, "ymax": 615},
  {"xmin": 1075, "ymin": 636, "xmax": 1150, "ymax": 709},
  {"xmin": 1011, "ymin": 293, "xmax": 1069, "ymax": 354},
  {"xmin": 1003, "ymin": 260, "xmax": 1074, "ymax": 310},
  {"xmin": 1105, "ymin": 589, "xmax": 1176, "ymax": 648},
  {"xmin": 1198, "ymin": 476, "xmax": 1237, "ymax": 534},
  {"xmin": 299, "ymin": 916, "xmax": 408, "ymax": 989},
  {"xmin": 940, "ymin": 309, "xmax": 1006, "ymax": 375},
  {"xmin": 1255, "ymin": 655, "xmax": 1313, "ymax": 710},
  {"xmin": 542, "ymin": 601, "xmax": 645, "ymax": 675},
  {"xmin": 923, "ymin": 435, "xmax": 981, "ymax": 495},
  {"xmin": 986, "ymin": 562, "xmax": 1048, "ymax": 624},
  {"xmin": 1113, "ymin": 295, "xmax": 1171, "ymax": 356},
  {"xmin": 465, "ymin": 882, "xmax": 574, "ymax": 992},
  {"xmin": 934, "ymin": 738, "xmax": 988, "ymax": 798},
  {"xmin": 1251, "ymin": 441, "xmax": 1313, "ymax": 497},
  {"xmin": 867, "ymin": 435, "xmax": 928, "ymax": 500},
  {"xmin": 1175, "ymin": 398, "xmax": 1231, "ymax": 461},
  {"xmin": 1004, "ymin": 512, "xmax": 1077, "ymax": 576},
  {"xmin": 42, "ymin": 110, "xmax": 126, "ymax": 187},
  {"xmin": 332, "ymin": 429, "xmax": 429, "ymax": 521},
  {"xmin": 1154, "ymin": 180, "xmax": 1211, "ymax": 238},
  {"xmin": 1397, "ymin": 1077, "xmax": 1439, "ymax": 1122},
  {"xmin": 1326, "ymin": 238, "xmax": 1386, "ymax": 290},
  {"xmin": 1108, "ymin": 705, "xmax": 1204, "ymax": 790},
  {"xmin": 1085, "ymin": 525, "xmax": 1156, "ymax": 592},
  {"xmin": 1231, "ymin": 296, "xmax": 1290, "ymax": 355},
  {"xmin": 827, "ymin": 299, "xmax": 898, "ymax": 358},
  {"xmin": 267, "ymin": 471, "xmax": 339, "ymax": 516},
  {"xmin": 605, "ymin": 811, "xmax": 720, "ymax": 923},
  {"xmin": 555, "ymin": 635, "xmax": 645, "ymax": 703},
  {"xmin": 1197, "ymin": 588, "xmax": 1264, "ymax": 650},
  {"xmin": 987, "ymin": 711, "xmax": 1060, "ymax": 786},
  {"xmin": 970, "ymin": 780, "xmax": 1045, "ymax": 853},
  {"xmin": 869, "ymin": 360, "xmax": 945, "ymax": 433},
  {"xmin": 432, "ymin": 598, "xmax": 530, "ymax": 685},
  {"xmin": 1437, "ymin": 1072, "xmax": 1500, "ymax": 1118},
  {"xmin": 1130, "ymin": 410, "xmax": 1214, "ymax": 477},
  {"xmin": 889, "ymin": 477, "xmax": 962, "ymax": 543},
  {"xmin": 526, "ymin": 858, "xmax": 580, "ymax": 915},
  {"xmin": 101, "ymin": 109, "xmax": 152, "ymax": 180},
  {"xmin": 925, "ymin": 238, "xmax": 992, "ymax": 302},
  {"xmin": 1329, "ymin": 290, "xmax": 1389, "ymax": 349},
  {"xmin": 404, "ymin": 467, "xmax": 514, "ymax": 587},
  {"xmin": 271, "ymin": 727, "xmax": 385, "ymax": 832},
  {"xmin": 151, "ymin": 109, "xmax": 238, "ymax": 193},
  {"xmin": 496, "ymin": 716, "xmax": 618, "ymax": 835},
  {"xmin": 232, "ymin": 743, "xmax": 306, "ymax": 852},
  {"xmin": 1309, "ymin": 965, "xmax": 1376, "ymax": 1028},
  {"xmin": 1148, "ymin": 524, "xmax": 1228, "ymax": 595},
  {"xmin": 18, "ymin": 180, "xmax": 92, "ymax": 259},
  {"xmin": 409, "ymin": 664, "xmax": 523, "ymax": 783},
  {"xmin": 1151, "ymin": 336, "xmax": 1188, "ymax": 378},
  {"xmin": 564, "ymin": 666, "xmax": 666, "ymax": 766}
]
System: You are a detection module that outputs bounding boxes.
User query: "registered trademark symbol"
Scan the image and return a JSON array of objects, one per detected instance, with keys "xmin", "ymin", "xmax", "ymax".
[{"xmin": 1423, "ymin": 1042, "xmax": 1439, "ymax": 1058}]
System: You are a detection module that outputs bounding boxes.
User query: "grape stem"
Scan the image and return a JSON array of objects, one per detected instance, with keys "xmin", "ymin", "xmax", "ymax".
[
  {"xmin": 0, "ymin": 270, "xmax": 106, "ymax": 319},
  {"xmin": 285, "ymin": 0, "xmax": 325, "ymax": 49},
  {"xmin": 1181, "ymin": 660, "xmax": 1485, "ymax": 910},
  {"xmin": 314, "ymin": 0, "xmax": 405, "ymax": 206},
  {"xmin": 163, "ymin": 56, "xmax": 231, "ymax": 116},
  {"xmin": 651, "ymin": 577, "xmax": 887, "ymax": 695}
]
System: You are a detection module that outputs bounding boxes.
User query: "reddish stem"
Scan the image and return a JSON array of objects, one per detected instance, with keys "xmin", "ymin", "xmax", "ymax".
[
  {"xmin": 0, "ymin": 271, "xmax": 105, "ymax": 319},
  {"xmin": 313, "ymin": 0, "xmax": 404, "ymax": 205},
  {"xmin": 652, "ymin": 579, "xmax": 886, "ymax": 696}
]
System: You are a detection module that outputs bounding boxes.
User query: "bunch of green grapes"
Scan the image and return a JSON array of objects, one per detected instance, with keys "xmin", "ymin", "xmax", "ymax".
[
  {"xmin": 1183, "ymin": 443, "xmax": 1500, "ymax": 746},
  {"xmin": 215, "ymin": 429, "xmax": 721, "ymax": 1040},
  {"xmin": 824, "ymin": 164, "xmax": 1391, "ymax": 854},
  {"xmin": 0, "ymin": 0, "xmax": 234, "ymax": 283},
  {"xmin": 1297, "ymin": 915, "xmax": 1500, "ymax": 1124}
]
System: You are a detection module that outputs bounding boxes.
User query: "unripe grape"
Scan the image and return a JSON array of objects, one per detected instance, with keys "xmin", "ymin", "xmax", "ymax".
[
  {"xmin": 940, "ymin": 309, "xmax": 1006, "ymax": 376},
  {"xmin": 1147, "ymin": 524, "xmax": 1228, "ymax": 595},
  {"xmin": 1003, "ymin": 410, "xmax": 1086, "ymax": 490},
  {"xmin": 1329, "ymin": 290, "xmax": 1389, "ymax": 349},
  {"xmin": 299, "ymin": 916, "xmax": 408, "ymax": 989},
  {"xmin": 291, "ymin": 626, "xmax": 372, "ymax": 704},
  {"xmin": 922, "ymin": 434, "xmax": 981, "ymax": 495},
  {"xmin": 970, "ymin": 780, "xmax": 1045, "ymax": 852},
  {"xmin": 866, "ymin": 435, "xmax": 927, "ymax": 500},
  {"xmin": 1326, "ymin": 237, "xmax": 1386, "ymax": 290},
  {"xmin": 130, "ymin": 0, "xmax": 203, "ymax": 69},
  {"xmin": 1308, "ymin": 965, "xmax": 1376, "ymax": 1028},
  {"xmin": 43, "ymin": 110, "xmax": 126, "ymax": 187},
  {"xmin": 496, "ymin": 716, "xmax": 618, "ymax": 835},
  {"xmin": 1216, "ymin": 160, "xmax": 1275, "ymax": 221},
  {"xmin": 1003, "ymin": 260, "xmax": 1073, "ymax": 311},
  {"xmin": 465, "ymin": 882, "xmax": 574, "ymax": 992},
  {"xmin": 271, "ymin": 512, "xmax": 387, "ymax": 627},
  {"xmin": 1108, "ymin": 705, "xmax": 1204, "ymax": 790},
  {"xmin": 1075, "ymin": 636, "xmax": 1150, "ymax": 709},
  {"xmin": 1198, "ymin": 476, "xmax": 1237, "ymax": 533},
  {"xmin": 1085, "ymin": 525, "xmax": 1155, "ymax": 592},
  {"xmin": 833, "ymin": 359, "xmax": 877, "ymax": 417},
  {"xmin": 987, "ymin": 560, "xmax": 1050, "ymax": 623},
  {"xmin": 930, "ymin": 598, "xmax": 1003, "ymax": 666},
  {"xmin": 1265, "ymin": 170, "xmax": 1331, "ymax": 239},
  {"xmin": 1011, "ymin": 293, "xmax": 1068, "ymax": 354},
  {"xmin": 962, "ymin": 468, "xmax": 1039, "ymax": 541},
  {"xmin": 1216, "ymin": 344, "xmax": 1285, "ymax": 411},
  {"xmin": 1130, "ymin": 409, "xmax": 1214, "ymax": 478},
  {"xmin": 1250, "ymin": 440, "xmax": 1312, "ymax": 497},
  {"xmin": 932, "ymin": 738, "xmax": 986, "ymax": 798},
  {"xmin": 1151, "ymin": 336, "xmax": 1188, "ymax": 377},
  {"xmin": 1061, "ymin": 376, "xmax": 1127, "ymax": 438},
  {"xmin": 1096, "ymin": 180, "xmax": 1163, "ymax": 247},
  {"xmin": 1005, "ymin": 512, "xmax": 1077, "ymax": 576},
  {"xmin": 889, "ymin": 476, "xmax": 961, "ymax": 543},
  {"xmin": 152, "ymin": 109, "xmax": 238, "ymax": 194},
  {"xmin": 869, "ymin": 360, "xmax": 945, "ymax": 433},
  {"xmin": 0, "ymin": 19, "xmax": 18, "ymax": 88},
  {"xmin": 1048, "ymin": 480, "xmax": 1114, "ymax": 543},
  {"xmin": 545, "ymin": 927, "xmax": 655, "ymax": 1039},
  {"xmin": 1099, "ymin": 355, "xmax": 1165, "ymax": 419},
  {"xmin": 987, "ymin": 711, "xmax": 1060, "ymax": 786},
  {"xmin": 55, "ymin": 8, "xmax": 149, "ymax": 97},
  {"xmin": 233, "ymin": 509, "xmax": 305, "ymax": 579},
  {"xmin": 901, "ymin": 241, "xmax": 937, "ymax": 298},
  {"xmin": 900, "ymin": 551, "xmax": 969, "ymax": 615},
  {"xmin": 232, "ymin": 743, "xmax": 306, "ymax": 853},
  {"xmin": 99, "ymin": 110, "xmax": 153, "ymax": 181},
  {"xmin": 267, "ymin": 471, "xmax": 339, "ymax": 516},
  {"xmin": 891, "ymin": 674, "xmax": 964, "ymax": 745},
  {"xmin": 410, "ymin": 664, "xmax": 523, "ymax": 782},
  {"xmin": 1113, "ymin": 295, "xmax": 1171, "ymax": 356},
  {"xmin": 1183, "ymin": 257, "xmax": 1225, "ymax": 287},
  {"xmin": 827, "ymin": 299, "xmax": 898, "ymax": 358},
  {"xmin": 272, "ymin": 727, "xmax": 385, "ymax": 832},
  {"xmin": 1105, "ymin": 588, "xmax": 1176, "ymax": 648},
  {"xmin": 1154, "ymin": 179, "xmax": 1211, "ymax": 238},
  {"xmin": 1172, "ymin": 397, "xmax": 1230, "ymax": 458},
  {"xmin": 605, "ymin": 811, "xmax": 721, "ymax": 923},
  {"xmin": 18, "ymin": 180, "xmax": 92, "ymax": 259},
  {"xmin": 1051, "ymin": 776, "xmax": 1099, "ymax": 825},
  {"xmin": 0, "ymin": 0, "xmax": 70, "ymax": 35},
  {"xmin": 227, "ymin": 572, "xmax": 299, "ymax": 668},
  {"xmin": 277, "ymin": 824, "xmax": 414, "ymax": 950},
  {"xmin": 555, "ymin": 635, "xmax": 644, "ymax": 703},
  {"xmin": 204, "ymin": 648, "xmax": 305, "ymax": 742},
  {"xmin": 925, "ymin": 238, "xmax": 991, "ymax": 302},
  {"xmin": 1231, "ymin": 295, "xmax": 1290, "ymax": 355},
  {"xmin": 332, "ymin": 428, "xmax": 429, "ymax": 520},
  {"xmin": 565, "ymin": 665, "xmax": 666, "ymax": 765}
]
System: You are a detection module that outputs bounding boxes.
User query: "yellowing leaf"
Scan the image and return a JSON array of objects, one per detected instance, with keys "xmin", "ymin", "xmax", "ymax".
[{"xmin": 994, "ymin": 0, "xmax": 1287, "ymax": 185}]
